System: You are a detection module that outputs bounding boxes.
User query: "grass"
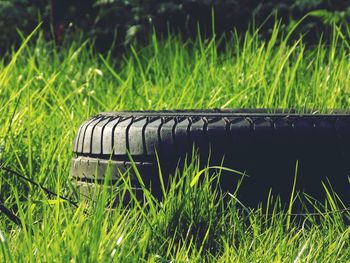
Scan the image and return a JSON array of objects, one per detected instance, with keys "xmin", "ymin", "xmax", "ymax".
[{"xmin": 0, "ymin": 23, "xmax": 350, "ymax": 261}]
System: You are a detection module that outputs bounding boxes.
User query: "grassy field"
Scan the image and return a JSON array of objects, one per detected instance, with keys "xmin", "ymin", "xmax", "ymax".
[{"xmin": 0, "ymin": 24, "xmax": 350, "ymax": 261}]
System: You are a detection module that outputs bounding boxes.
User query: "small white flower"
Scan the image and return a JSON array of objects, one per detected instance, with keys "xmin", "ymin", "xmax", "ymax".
[
  {"xmin": 0, "ymin": 230, "xmax": 6, "ymax": 242},
  {"xmin": 36, "ymin": 73, "xmax": 44, "ymax": 80},
  {"xmin": 110, "ymin": 248, "xmax": 117, "ymax": 257},
  {"xmin": 116, "ymin": 235, "xmax": 123, "ymax": 246},
  {"xmin": 94, "ymin": 69, "xmax": 103, "ymax": 76},
  {"xmin": 77, "ymin": 87, "xmax": 84, "ymax": 94}
]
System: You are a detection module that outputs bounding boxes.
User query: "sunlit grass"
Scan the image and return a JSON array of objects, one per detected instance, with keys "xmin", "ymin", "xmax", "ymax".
[{"xmin": 0, "ymin": 23, "xmax": 349, "ymax": 261}]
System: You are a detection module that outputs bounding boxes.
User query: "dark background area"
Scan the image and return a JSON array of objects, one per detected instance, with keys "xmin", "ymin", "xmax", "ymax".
[{"xmin": 1, "ymin": 0, "xmax": 350, "ymax": 53}]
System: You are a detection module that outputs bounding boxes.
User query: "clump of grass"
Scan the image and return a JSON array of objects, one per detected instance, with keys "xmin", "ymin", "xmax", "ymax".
[{"xmin": 0, "ymin": 23, "xmax": 349, "ymax": 261}]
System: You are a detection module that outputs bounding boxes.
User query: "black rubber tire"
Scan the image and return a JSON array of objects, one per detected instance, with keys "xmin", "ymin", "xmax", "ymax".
[{"xmin": 71, "ymin": 110, "xmax": 350, "ymax": 206}]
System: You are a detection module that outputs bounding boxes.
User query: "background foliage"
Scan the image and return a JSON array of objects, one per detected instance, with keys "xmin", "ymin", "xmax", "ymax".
[{"xmin": 1, "ymin": 0, "xmax": 350, "ymax": 51}]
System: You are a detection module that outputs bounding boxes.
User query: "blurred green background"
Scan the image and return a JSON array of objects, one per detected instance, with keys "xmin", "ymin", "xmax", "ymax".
[{"xmin": 1, "ymin": 0, "xmax": 350, "ymax": 52}]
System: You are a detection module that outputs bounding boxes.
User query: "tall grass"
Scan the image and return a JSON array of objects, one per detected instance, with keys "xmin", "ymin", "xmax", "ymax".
[{"xmin": 0, "ymin": 24, "xmax": 349, "ymax": 261}]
